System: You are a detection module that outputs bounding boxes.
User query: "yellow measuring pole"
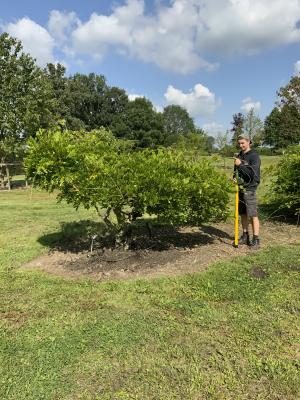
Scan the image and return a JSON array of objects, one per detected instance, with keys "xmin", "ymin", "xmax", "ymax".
[{"xmin": 234, "ymin": 183, "xmax": 239, "ymax": 248}]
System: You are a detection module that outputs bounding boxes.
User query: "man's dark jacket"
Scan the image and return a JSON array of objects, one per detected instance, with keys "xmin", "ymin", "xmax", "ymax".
[{"xmin": 236, "ymin": 149, "xmax": 261, "ymax": 191}]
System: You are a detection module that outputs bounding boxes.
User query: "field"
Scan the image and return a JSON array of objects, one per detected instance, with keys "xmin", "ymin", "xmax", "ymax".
[{"xmin": 1, "ymin": 156, "xmax": 300, "ymax": 399}]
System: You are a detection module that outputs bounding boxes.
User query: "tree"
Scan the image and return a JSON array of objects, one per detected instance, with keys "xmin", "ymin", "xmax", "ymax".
[
  {"xmin": 243, "ymin": 108, "xmax": 263, "ymax": 146},
  {"xmin": 25, "ymin": 128, "xmax": 231, "ymax": 243},
  {"xmin": 110, "ymin": 97, "xmax": 164, "ymax": 147},
  {"xmin": 205, "ymin": 135, "xmax": 215, "ymax": 154},
  {"xmin": 264, "ymin": 76, "xmax": 300, "ymax": 148},
  {"xmin": 277, "ymin": 76, "xmax": 300, "ymax": 112},
  {"xmin": 263, "ymin": 107, "xmax": 281, "ymax": 147},
  {"xmin": 100, "ymin": 86, "xmax": 129, "ymax": 128},
  {"xmin": 216, "ymin": 131, "xmax": 229, "ymax": 152},
  {"xmin": 169, "ymin": 131, "xmax": 210, "ymax": 155},
  {"xmin": 162, "ymin": 105, "xmax": 195, "ymax": 136},
  {"xmin": 0, "ymin": 33, "xmax": 55, "ymax": 161},
  {"xmin": 230, "ymin": 113, "xmax": 244, "ymax": 144},
  {"xmin": 62, "ymin": 73, "xmax": 108, "ymax": 131},
  {"xmin": 45, "ymin": 66, "xmax": 129, "ymax": 132},
  {"xmin": 44, "ymin": 63, "xmax": 69, "ymax": 123},
  {"xmin": 264, "ymin": 106, "xmax": 300, "ymax": 148},
  {"xmin": 215, "ymin": 131, "xmax": 235, "ymax": 167}
]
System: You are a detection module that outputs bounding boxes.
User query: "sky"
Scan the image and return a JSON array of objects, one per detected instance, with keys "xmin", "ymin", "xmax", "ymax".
[{"xmin": 1, "ymin": 0, "xmax": 300, "ymax": 137}]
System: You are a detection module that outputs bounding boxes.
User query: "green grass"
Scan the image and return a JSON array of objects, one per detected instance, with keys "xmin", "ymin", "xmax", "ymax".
[
  {"xmin": 0, "ymin": 189, "xmax": 98, "ymax": 270},
  {"xmin": 1, "ymin": 164, "xmax": 300, "ymax": 399},
  {"xmin": 1, "ymin": 249, "xmax": 300, "ymax": 398}
]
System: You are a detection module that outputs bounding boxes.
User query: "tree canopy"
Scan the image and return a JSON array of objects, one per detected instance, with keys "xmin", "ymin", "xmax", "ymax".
[
  {"xmin": 230, "ymin": 113, "xmax": 244, "ymax": 144},
  {"xmin": 263, "ymin": 76, "xmax": 300, "ymax": 148},
  {"xmin": 25, "ymin": 127, "xmax": 231, "ymax": 240},
  {"xmin": 162, "ymin": 105, "xmax": 195, "ymax": 136},
  {"xmin": 0, "ymin": 33, "xmax": 55, "ymax": 161},
  {"xmin": 243, "ymin": 108, "xmax": 263, "ymax": 146}
]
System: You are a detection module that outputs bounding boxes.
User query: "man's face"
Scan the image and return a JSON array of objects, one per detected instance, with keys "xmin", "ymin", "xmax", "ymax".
[{"xmin": 238, "ymin": 139, "xmax": 250, "ymax": 152}]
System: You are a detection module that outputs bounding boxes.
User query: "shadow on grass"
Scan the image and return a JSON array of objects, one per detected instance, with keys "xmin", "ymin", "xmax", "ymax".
[
  {"xmin": 11, "ymin": 178, "xmax": 27, "ymax": 189},
  {"xmin": 37, "ymin": 219, "xmax": 230, "ymax": 253},
  {"xmin": 38, "ymin": 220, "xmax": 107, "ymax": 253},
  {"xmin": 0, "ymin": 177, "xmax": 28, "ymax": 190},
  {"xmin": 200, "ymin": 225, "xmax": 232, "ymax": 241}
]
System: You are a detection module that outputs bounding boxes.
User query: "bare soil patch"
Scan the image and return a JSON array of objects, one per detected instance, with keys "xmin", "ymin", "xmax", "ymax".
[{"xmin": 21, "ymin": 221, "xmax": 299, "ymax": 281}]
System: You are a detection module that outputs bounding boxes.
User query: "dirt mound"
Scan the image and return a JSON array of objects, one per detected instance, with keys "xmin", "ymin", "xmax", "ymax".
[{"xmin": 22, "ymin": 222, "xmax": 299, "ymax": 281}]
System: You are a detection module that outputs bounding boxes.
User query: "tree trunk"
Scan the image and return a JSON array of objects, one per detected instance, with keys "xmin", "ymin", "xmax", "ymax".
[{"xmin": 5, "ymin": 165, "xmax": 11, "ymax": 190}]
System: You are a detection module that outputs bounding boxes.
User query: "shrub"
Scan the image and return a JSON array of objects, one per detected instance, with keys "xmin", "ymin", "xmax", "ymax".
[
  {"xmin": 265, "ymin": 152, "xmax": 300, "ymax": 218},
  {"xmin": 285, "ymin": 144, "xmax": 300, "ymax": 155},
  {"xmin": 25, "ymin": 128, "xmax": 231, "ymax": 240}
]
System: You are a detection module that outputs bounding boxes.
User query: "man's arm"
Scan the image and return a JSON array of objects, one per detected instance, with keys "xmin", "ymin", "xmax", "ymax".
[{"xmin": 237, "ymin": 153, "xmax": 261, "ymax": 184}]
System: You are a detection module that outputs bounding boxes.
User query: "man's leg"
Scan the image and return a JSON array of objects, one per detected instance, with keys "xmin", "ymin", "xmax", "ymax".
[
  {"xmin": 241, "ymin": 214, "xmax": 249, "ymax": 233},
  {"xmin": 251, "ymin": 216, "xmax": 259, "ymax": 236},
  {"xmin": 238, "ymin": 192, "xmax": 250, "ymax": 245},
  {"xmin": 239, "ymin": 214, "xmax": 250, "ymax": 245}
]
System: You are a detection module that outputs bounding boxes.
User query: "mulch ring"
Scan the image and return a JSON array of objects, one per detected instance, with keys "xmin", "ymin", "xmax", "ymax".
[{"xmin": 21, "ymin": 221, "xmax": 299, "ymax": 281}]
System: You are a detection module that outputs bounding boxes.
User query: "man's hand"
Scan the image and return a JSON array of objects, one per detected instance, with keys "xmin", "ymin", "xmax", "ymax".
[{"xmin": 234, "ymin": 158, "xmax": 242, "ymax": 166}]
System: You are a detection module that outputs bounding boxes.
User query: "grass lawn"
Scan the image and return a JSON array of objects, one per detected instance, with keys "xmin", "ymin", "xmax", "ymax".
[{"xmin": 1, "ymin": 185, "xmax": 300, "ymax": 399}]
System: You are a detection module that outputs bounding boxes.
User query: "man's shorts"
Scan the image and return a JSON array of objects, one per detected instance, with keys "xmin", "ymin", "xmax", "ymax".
[{"xmin": 239, "ymin": 190, "xmax": 258, "ymax": 217}]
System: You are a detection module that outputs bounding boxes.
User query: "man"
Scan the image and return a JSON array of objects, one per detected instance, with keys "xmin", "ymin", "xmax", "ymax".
[{"xmin": 234, "ymin": 134, "xmax": 261, "ymax": 249}]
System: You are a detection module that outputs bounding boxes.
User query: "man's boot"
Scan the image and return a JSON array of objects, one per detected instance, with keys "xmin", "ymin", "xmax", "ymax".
[
  {"xmin": 238, "ymin": 232, "xmax": 251, "ymax": 246},
  {"xmin": 250, "ymin": 235, "xmax": 260, "ymax": 250}
]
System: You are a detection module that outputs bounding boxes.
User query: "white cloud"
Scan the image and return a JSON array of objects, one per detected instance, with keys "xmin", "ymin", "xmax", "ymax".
[
  {"xmin": 294, "ymin": 60, "xmax": 300, "ymax": 75},
  {"xmin": 196, "ymin": 0, "xmax": 300, "ymax": 56},
  {"xmin": 203, "ymin": 122, "xmax": 224, "ymax": 136},
  {"xmin": 128, "ymin": 93, "xmax": 144, "ymax": 101},
  {"xmin": 70, "ymin": 0, "xmax": 216, "ymax": 73},
  {"xmin": 68, "ymin": 0, "xmax": 300, "ymax": 73},
  {"xmin": 241, "ymin": 97, "xmax": 261, "ymax": 113},
  {"xmin": 164, "ymin": 84, "xmax": 220, "ymax": 118},
  {"xmin": 5, "ymin": 17, "xmax": 55, "ymax": 66},
  {"xmin": 48, "ymin": 10, "xmax": 80, "ymax": 43},
  {"xmin": 4, "ymin": 0, "xmax": 300, "ymax": 73},
  {"xmin": 153, "ymin": 104, "xmax": 163, "ymax": 113},
  {"xmin": 128, "ymin": 93, "xmax": 163, "ymax": 112}
]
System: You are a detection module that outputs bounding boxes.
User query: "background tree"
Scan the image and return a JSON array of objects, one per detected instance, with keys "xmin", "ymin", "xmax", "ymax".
[
  {"xmin": 110, "ymin": 97, "xmax": 164, "ymax": 147},
  {"xmin": 243, "ymin": 108, "xmax": 263, "ymax": 146},
  {"xmin": 205, "ymin": 135, "xmax": 216, "ymax": 154},
  {"xmin": 263, "ymin": 76, "xmax": 300, "ymax": 148},
  {"xmin": 0, "ymin": 33, "xmax": 55, "ymax": 161},
  {"xmin": 100, "ymin": 86, "xmax": 129, "ymax": 128},
  {"xmin": 215, "ymin": 130, "xmax": 235, "ymax": 167},
  {"xmin": 62, "ymin": 73, "xmax": 108, "ymax": 131},
  {"xmin": 44, "ymin": 63, "xmax": 68, "ymax": 124},
  {"xmin": 230, "ymin": 112, "xmax": 244, "ymax": 144},
  {"xmin": 216, "ymin": 131, "xmax": 229, "ymax": 151},
  {"xmin": 277, "ymin": 76, "xmax": 300, "ymax": 111},
  {"xmin": 46, "ymin": 65, "xmax": 129, "ymax": 132},
  {"xmin": 263, "ymin": 107, "xmax": 281, "ymax": 147},
  {"xmin": 170, "ymin": 131, "xmax": 210, "ymax": 155},
  {"xmin": 264, "ymin": 105, "xmax": 300, "ymax": 148},
  {"xmin": 231, "ymin": 113, "xmax": 245, "ymax": 145},
  {"xmin": 162, "ymin": 105, "xmax": 195, "ymax": 135}
]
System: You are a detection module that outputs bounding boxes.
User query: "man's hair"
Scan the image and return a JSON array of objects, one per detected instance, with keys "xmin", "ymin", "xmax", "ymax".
[{"xmin": 238, "ymin": 134, "xmax": 252, "ymax": 144}]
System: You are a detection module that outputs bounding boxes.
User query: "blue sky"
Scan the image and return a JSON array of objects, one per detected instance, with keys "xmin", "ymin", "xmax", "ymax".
[{"xmin": 1, "ymin": 0, "xmax": 300, "ymax": 136}]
